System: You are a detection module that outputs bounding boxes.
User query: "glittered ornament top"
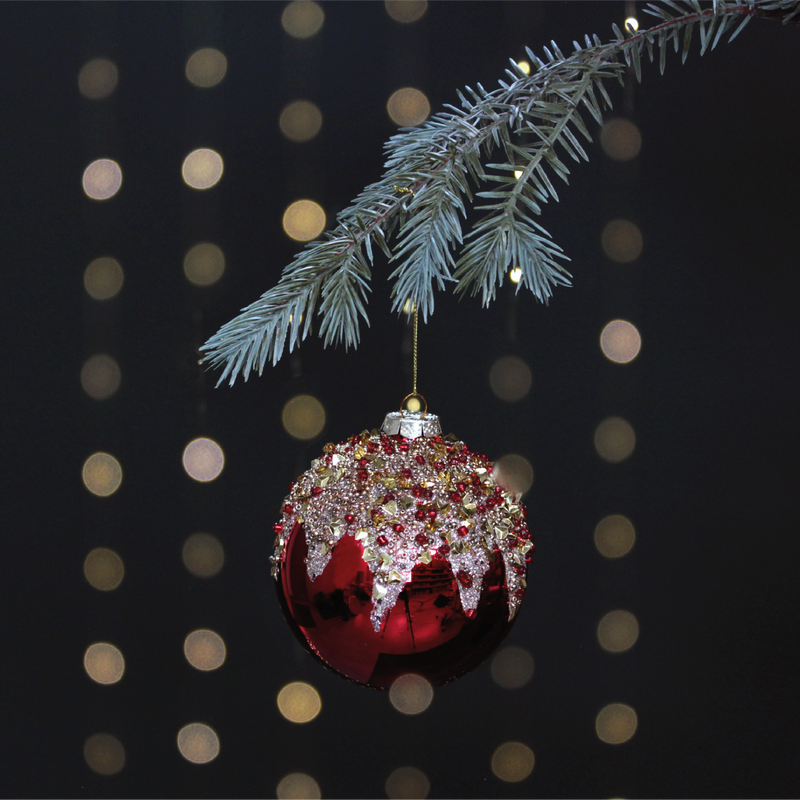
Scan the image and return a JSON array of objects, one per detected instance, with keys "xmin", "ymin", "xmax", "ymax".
[{"xmin": 272, "ymin": 411, "xmax": 533, "ymax": 632}]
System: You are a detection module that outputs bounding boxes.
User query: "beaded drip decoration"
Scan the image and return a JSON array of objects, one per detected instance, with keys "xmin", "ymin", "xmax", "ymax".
[{"xmin": 271, "ymin": 412, "xmax": 532, "ymax": 631}]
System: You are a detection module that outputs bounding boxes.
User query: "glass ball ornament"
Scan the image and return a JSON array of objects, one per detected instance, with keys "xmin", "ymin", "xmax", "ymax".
[{"xmin": 272, "ymin": 410, "xmax": 534, "ymax": 689}]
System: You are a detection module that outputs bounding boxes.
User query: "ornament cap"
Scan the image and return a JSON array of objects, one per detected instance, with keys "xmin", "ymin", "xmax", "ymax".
[{"xmin": 381, "ymin": 411, "xmax": 441, "ymax": 440}]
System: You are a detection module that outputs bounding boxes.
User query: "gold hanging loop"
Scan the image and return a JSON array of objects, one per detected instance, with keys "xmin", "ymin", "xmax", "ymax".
[{"xmin": 400, "ymin": 306, "xmax": 426, "ymax": 417}]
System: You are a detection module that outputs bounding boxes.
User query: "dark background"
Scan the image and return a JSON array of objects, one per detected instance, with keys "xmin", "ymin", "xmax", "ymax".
[{"xmin": 2, "ymin": 1, "xmax": 799, "ymax": 797}]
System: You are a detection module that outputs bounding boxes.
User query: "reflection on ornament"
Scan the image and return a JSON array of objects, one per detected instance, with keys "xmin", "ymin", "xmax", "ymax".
[{"xmin": 273, "ymin": 410, "xmax": 534, "ymax": 689}]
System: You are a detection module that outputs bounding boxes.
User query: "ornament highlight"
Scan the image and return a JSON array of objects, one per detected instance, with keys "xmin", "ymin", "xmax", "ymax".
[{"xmin": 272, "ymin": 410, "xmax": 533, "ymax": 689}]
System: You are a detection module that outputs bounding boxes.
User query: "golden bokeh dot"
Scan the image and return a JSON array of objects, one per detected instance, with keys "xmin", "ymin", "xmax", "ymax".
[
  {"xmin": 490, "ymin": 646, "xmax": 535, "ymax": 689},
  {"xmin": 282, "ymin": 1, "xmax": 325, "ymax": 38},
  {"xmin": 277, "ymin": 682, "xmax": 322, "ymax": 724},
  {"xmin": 84, "ymin": 256, "xmax": 124, "ymax": 300},
  {"xmin": 601, "ymin": 117, "xmax": 642, "ymax": 161},
  {"xmin": 516, "ymin": 60, "xmax": 531, "ymax": 75},
  {"xmin": 84, "ymin": 548, "xmax": 124, "ymax": 591},
  {"xmin": 282, "ymin": 394, "xmax": 326, "ymax": 440},
  {"xmin": 601, "ymin": 219, "xmax": 643, "ymax": 263},
  {"xmin": 594, "ymin": 417, "xmax": 636, "ymax": 464},
  {"xmin": 598, "ymin": 610, "xmax": 640, "ymax": 653},
  {"xmin": 385, "ymin": 766, "xmax": 431, "ymax": 799},
  {"xmin": 491, "ymin": 741, "xmax": 535, "ymax": 783},
  {"xmin": 182, "ymin": 148, "xmax": 223, "ymax": 190},
  {"xmin": 177, "ymin": 723, "xmax": 220, "ymax": 764},
  {"xmin": 385, "ymin": 0, "xmax": 428, "ymax": 24},
  {"xmin": 594, "ymin": 514, "xmax": 636, "ymax": 559},
  {"xmin": 81, "ymin": 354, "xmax": 121, "ymax": 401},
  {"xmin": 494, "ymin": 454, "xmax": 534, "ymax": 498},
  {"xmin": 596, "ymin": 703, "xmax": 638, "ymax": 744},
  {"xmin": 184, "ymin": 629, "xmax": 227, "ymax": 671},
  {"xmin": 389, "ymin": 674, "xmax": 434, "ymax": 715},
  {"xmin": 509, "ymin": 266, "xmax": 523, "ymax": 283},
  {"xmin": 83, "ymin": 453, "xmax": 122, "ymax": 497},
  {"xmin": 279, "ymin": 100, "xmax": 323, "ymax": 143},
  {"xmin": 489, "ymin": 355, "xmax": 532, "ymax": 402},
  {"xmin": 182, "ymin": 532, "xmax": 225, "ymax": 578},
  {"xmin": 84, "ymin": 733, "xmax": 125, "ymax": 776},
  {"xmin": 183, "ymin": 438, "xmax": 225, "ymax": 482},
  {"xmin": 600, "ymin": 320, "xmax": 642, "ymax": 364},
  {"xmin": 83, "ymin": 159, "xmax": 122, "ymax": 200},
  {"xmin": 186, "ymin": 47, "xmax": 227, "ymax": 88},
  {"xmin": 387, "ymin": 87, "xmax": 430, "ymax": 127},
  {"xmin": 78, "ymin": 58, "xmax": 118, "ymax": 100},
  {"xmin": 282, "ymin": 199, "xmax": 326, "ymax": 242},
  {"xmin": 277, "ymin": 772, "xmax": 322, "ymax": 800},
  {"xmin": 84, "ymin": 643, "xmax": 125, "ymax": 685},
  {"xmin": 184, "ymin": 242, "xmax": 225, "ymax": 287},
  {"xmin": 625, "ymin": 16, "xmax": 640, "ymax": 31}
]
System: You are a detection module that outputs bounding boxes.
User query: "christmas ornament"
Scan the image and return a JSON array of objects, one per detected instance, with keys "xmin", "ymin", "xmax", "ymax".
[{"xmin": 272, "ymin": 404, "xmax": 534, "ymax": 689}]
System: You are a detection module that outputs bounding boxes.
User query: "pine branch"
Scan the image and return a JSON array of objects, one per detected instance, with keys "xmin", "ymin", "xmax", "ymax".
[{"xmin": 202, "ymin": 0, "xmax": 800, "ymax": 384}]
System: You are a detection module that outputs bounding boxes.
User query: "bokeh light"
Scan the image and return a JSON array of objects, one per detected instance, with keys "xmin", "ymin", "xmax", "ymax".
[
  {"xmin": 83, "ymin": 453, "xmax": 122, "ymax": 497},
  {"xmin": 491, "ymin": 742, "xmax": 535, "ymax": 782},
  {"xmin": 84, "ymin": 548, "xmax": 124, "ymax": 591},
  {"xmin": 491, "ymin": 645, "xmax": 535, "ymax": 689},
  {"xmin": 81, "ymin": 354, "xmax": 121, "ymax": 401},
  {"xmin": 385, "ymin": 0, "xmax": 427, "ymax": 23},
  {"xmin": 282, "ymin": 200, "xmax": 326, "ymax": 242},
  {"xmin": 183, "ymin": 438, "xmax": 225, "ymax": 482},
  {"xmin": 177, "ymin": 723, "xmax": 220, "ymax": 763},
  {"xmin": 182, "ymin": 532, "xmax": 225, "ymax": 578},
  {"xmin": 594, "ymin": 417, "xmax": 636, "ymax": 463},
  {"xmin": 600, "ymin": 320, "xmax": 642, "ymax": 364},
  {"xmin": 184, "ymin": 629, "xmax": 227, "ymax": 671},
  {"xmin": 183, "ymin": 242, "xmax": 225, "ymax": 287},
  {"xmin": 186, "ymin": 48, "xmax": 227, "ymax": 88},
  {"xmin": 282, "ymin": 1, "xmax": 324, "ymax": 38},
  {"xmin": 517, "ymin": 60, "xmax": 531, "ymax": 75},
  {"xmin": 277, "ymin": 682, "xmax": 322, "ymax": 723},
  {"xmin": 279, "ymin": 100, "xmax": 323, "ymax": 143},
  {"xmin": 594, "ymin": 514, "xmax": 636, "ymax": 559},
  {"xmin": 493, "ymin": 454, "xmax": 534, "ymax": 498},
  {"xmin": 282, "ymin": 394, "xmax": 326, "ymax": 440},
  {"xmin": 182, "ymin": 148, "xmax": 223, "ymax": 189},
  {"xmin": 78, "ymin": 58, "xmax": 118, "ymax": 100},
  {"xmin": 83, "ymin": 159, "xmax": 122, "ymax": 200},
  {"xmin": 596, "ymin": 703, "xmax": 638, "ymax": 744},
  {"xmin": 84, "ymin": 733, "xmax": 125, "ymax": 776},
  {"xmin": 277, "ymin": 773, "xmax": 322, "ymax": 800},
  {"xmin": 84, "ymin": 643, "xmax": 125, "ymax": 685},
  {"xmin": 598, "ymin": 610, "xmax": 640, "ymax": 653},
  {"xmin": 509, "ymin": 266, "xmax": 523, "ymax": 283},
  {"xmin": 387, "ymin": 87, "xmax": 430, "ymax": 126},
  {"xmin": 385, "ymin": 766, "xmax": 431, "ymax": 799},
  {"xmin": 601, "ymin": 117, "xmax": 642, "ymax": 161},
  {"xmin": 601, "ymin": 219, "xmax": 643, "ymax": 263},
  {"xmin": 489, "ymin": 355, "xmax": 532, "ymax": 402},
  {"xmin": 84, "ymin": 256, "xmax": 124, "ymax": 300},
  {"xmin": 625, "ymin": 16, "xmax": 640, "ymax": 31},
  {"xmin": 389, "ymin": 674, "xmax": 433, "ymax": 715}
]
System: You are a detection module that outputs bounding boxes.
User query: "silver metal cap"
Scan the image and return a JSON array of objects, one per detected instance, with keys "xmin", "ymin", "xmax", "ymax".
[{"xmin": 380, "ymin": 411, "xmax": 442, "ymax": 440}]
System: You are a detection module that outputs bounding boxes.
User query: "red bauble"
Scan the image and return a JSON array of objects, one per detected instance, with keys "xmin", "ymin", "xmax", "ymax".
[
  {"xmin": 276, "ymin": 521, "xmax": 515, "ymax": 689},
  {"xmin": 271, "ymin": 411, "xmax": 533, "ymax": 690}
]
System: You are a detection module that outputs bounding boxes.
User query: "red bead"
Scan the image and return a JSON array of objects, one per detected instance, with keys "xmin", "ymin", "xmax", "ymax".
[
  {"xmin": 273, "ymin": 523, "xmax": 284, "ymax": 534},
  {"xmin": 358, "ymin": 470, "xmax": 369, "ymax": 481},
  {"xmin": 358, "ymin": 458, "xmax": 368, "ymax": 468},
  {"xmin": 367, "ymin": 442, "xmax": 377, "ymax": 452},
  {"xmin": 434, "ymin": 461, "xmax": 445, "ymax": 471},
  {"xmin": 311, "ymin": 486, "xmax": 323, "ymax": 497},
  {"xmin": 383, "ymin": 443, "xmax": 395, "ymax": 455},
  {"xmin": 344, "ymin": 514, "xmax": 355, "ymax": 524},
  {"xmin": 383, "ymin": 493, "xmax": 396, "ymax": 502},
  {"xmin": 414, "ymin": 533, "xmax": 428, "ymax": 546},
  {"xmin": 457, "ymin": 483, "xmax": 466, "ymax": 493},
  {"xmin": 399, "ymin": 442, "xmax": 409, "ymax": 452},
  {"xmin": 376, "ymin": 534, "xmax": 389, "ymax": 546},
  {"xmin": 401, "ymin": 468, "xmax": 413, "ymax": 479},
  {"xmin": 414, "ymin": 510, "xmax": 426, "ymax": 521},
  {"xmin": 437, "ymin": 542, "xmax": 450, "ymax": 556},
  {"xmin": 477, "ymin": 504, "xmax": 486, "ymax": 513},
  {"xmin": 393, "ymin": 523, "xmax": 405, "ymax": 533},
  {"xmin": 412, "ymin": 486, "xmax": 423, "ymax": 497},
  {"xmin": 456, "ymin": 570, "xmax": 473, "ymax": 588},
  {"xmin": 415, "ymin": 455, "xmax": 426, "ymax": 464},
  {"xmin": 283, "ymin": 504, "xmax": 294, "ymax": 514},
  {"xmin": 457, "ymin": 526, "xmax": 469, "ymax": 537},
  {"xmin": 450, "ymin": 492, "xmax": 462, "ymax": 502},
  {"xmin": 427, "ymin": 510, "xmax": 437, "ymax": 520}
]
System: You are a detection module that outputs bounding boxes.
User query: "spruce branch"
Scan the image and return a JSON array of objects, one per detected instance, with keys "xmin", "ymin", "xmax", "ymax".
[{"xmin": 202, "ymin": 0, "xmax": 800, "ymax": 385}]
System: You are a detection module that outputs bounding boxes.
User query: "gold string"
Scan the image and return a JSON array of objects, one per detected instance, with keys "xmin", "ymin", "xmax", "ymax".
[{"xmin": 413, "ymin": 305, "xmax": 418, "ymax": 396}]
